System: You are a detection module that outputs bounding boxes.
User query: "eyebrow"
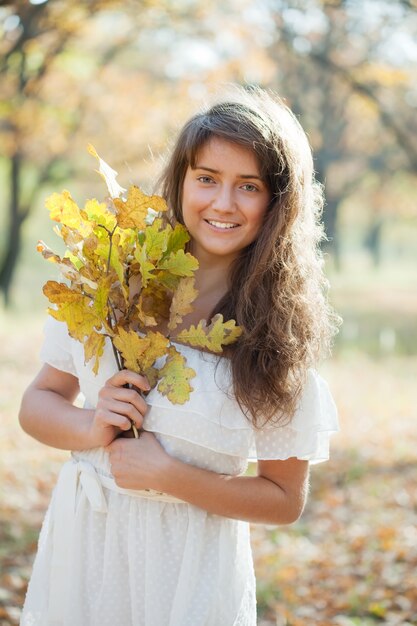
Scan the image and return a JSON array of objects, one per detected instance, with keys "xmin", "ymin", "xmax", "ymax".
[{"xmin": 193, "ymin": 165, "xmax": 263, "ymax": 180}]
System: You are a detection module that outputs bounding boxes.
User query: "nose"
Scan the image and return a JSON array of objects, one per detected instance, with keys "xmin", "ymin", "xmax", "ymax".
[{"xmin": 210, "ymin": 184, "xmax": 236, "ymax": 214}]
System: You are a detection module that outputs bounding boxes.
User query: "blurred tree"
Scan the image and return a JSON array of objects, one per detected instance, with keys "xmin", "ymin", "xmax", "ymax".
[
  {"xmin": 0, "ymin": 0, "xmax": 127, "ymax": 305},
  {"xmin": 0, "ymin": 0, "xmax": 206, "ymax": 306},
  {"xmin": 267, "ymin": 0, "xmax": 417, "ymax": 265},
  {"xmin": 0, "ymin": 0, "xmax": 274, "ymax": 306},
  {"xmin": 1, "ymin": 0, "xmax": 416, "ymax": 305}
]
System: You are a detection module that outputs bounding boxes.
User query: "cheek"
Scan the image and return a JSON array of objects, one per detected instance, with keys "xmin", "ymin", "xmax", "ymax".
[
  {"xmin": 251, "ymin": 204, "xmax": 268, "ymax": 228},
  {"xmin": 181, "ymin": 195, "xmax": 194, "ymax": 227},
  {"xmin": 181, "ymin": 204, "xmax": 199, "ymax": 237},
  {"xmin": 246, "ymin": 206, "xmax": 268, "ymax": 242},
  {"xmin": 181, "ymin": 179, "xmax": 193, "ymax": 212},
  {"xmin": 182, "ymin": 187, "xmax": 205, "ymax": 221}
]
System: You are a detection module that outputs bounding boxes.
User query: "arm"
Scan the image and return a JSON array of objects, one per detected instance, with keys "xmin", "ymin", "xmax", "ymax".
[
  {"xmin": 162, "ymin": 454, "xmax": 309, "ymax": 524},
  {"xmin": 19, "ymin": 365, "xmax": 150, "ymax": 451},
  {"xmin": 107, "ymin": 433, "xmax": 309, "ymax": 525}
]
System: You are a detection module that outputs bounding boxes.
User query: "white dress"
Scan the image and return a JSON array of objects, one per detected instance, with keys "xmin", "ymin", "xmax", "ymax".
[{"xmin": 21, "ymin": 317, "xmax": 338, "ymax": 626}]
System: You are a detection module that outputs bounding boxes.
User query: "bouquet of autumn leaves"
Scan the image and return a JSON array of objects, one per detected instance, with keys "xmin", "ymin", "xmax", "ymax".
[{"xmin": 38, "ymin": 146, "xmax": 241, "ymax": 432}]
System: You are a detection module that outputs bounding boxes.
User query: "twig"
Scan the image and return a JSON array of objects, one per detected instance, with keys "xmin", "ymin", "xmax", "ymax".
[
  {"xmin": 105, "ymin": 234, "xmax": 139, "ymax": 438},
  {"xmin": 106, "ymin": 226, "xmax": 117, "ymax": 274}
]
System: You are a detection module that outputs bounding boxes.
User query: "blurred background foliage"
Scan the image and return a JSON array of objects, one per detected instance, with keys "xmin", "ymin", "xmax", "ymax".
[
  {"xmin": 0, "ymin": 0, "xmax": 416, "ymax": 355},
  {"xmin": 1, "ymin": 1, "xmax": 417, "ymax": 625}
]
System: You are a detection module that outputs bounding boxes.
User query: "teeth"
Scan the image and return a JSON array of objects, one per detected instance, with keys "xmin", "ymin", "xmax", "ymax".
[{"xmin": 207, "ymin": 220, "xmax": 238, "ymax": 229}]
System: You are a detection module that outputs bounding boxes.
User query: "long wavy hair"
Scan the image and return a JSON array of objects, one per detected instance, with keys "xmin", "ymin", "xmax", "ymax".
[{"xmin": 159, "ymin": 86, "xmax": 340, "ymax": 426}]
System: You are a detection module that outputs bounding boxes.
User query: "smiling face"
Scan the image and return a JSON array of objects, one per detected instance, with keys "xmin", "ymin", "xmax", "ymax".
[{"xmin": 181, "ymin": 137, "xmax": 271, "ymax": 267}]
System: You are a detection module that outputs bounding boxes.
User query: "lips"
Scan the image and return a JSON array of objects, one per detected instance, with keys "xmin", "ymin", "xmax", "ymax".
[{"xmin": 205, "ymin": 219, "xmax": 240, "ymax": 230}]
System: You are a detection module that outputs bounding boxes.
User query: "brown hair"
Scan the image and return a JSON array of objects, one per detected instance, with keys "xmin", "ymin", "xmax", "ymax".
[{"xmin": 159, "ymin": 86, "xmax": 340, "ymax": 426}]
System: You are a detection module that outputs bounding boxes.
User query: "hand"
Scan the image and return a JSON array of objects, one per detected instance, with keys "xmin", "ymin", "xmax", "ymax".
[
  {"xmin": 106, "ymin": 431, "xmax": 171, "ymax": 491},
  {"xmin": 88, "ymin": 370, "xmax": 150, "ymax": 448}
]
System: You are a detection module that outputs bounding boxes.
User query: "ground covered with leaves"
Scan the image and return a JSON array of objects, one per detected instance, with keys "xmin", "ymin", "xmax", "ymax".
[{"xmin": 1, "ymin": 316, "xmax": 416, "ymax": 626}]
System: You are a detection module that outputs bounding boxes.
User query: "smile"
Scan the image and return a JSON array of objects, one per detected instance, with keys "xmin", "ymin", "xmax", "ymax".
[{"xmin": 205, "ymin": 220, "xmax": 239, "ymax": 230}]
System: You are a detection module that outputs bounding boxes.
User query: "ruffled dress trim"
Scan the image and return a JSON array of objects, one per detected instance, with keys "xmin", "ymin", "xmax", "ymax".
[
  {"xmin": 142, "ymin": 366, "xmax": 338, "ymax": 464},
  {"xmin": 40, "ymin": 317, "xmax": 339, "ymax": 464}
]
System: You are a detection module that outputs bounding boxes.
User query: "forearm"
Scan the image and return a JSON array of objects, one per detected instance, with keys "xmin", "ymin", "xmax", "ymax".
[
  {"xmin": 159, "ymin": 457, "xmax": 307, "ymax": 525},
  {"xmin": 19, "ymin": 387, "xmax": 94, "ymax": 451}
]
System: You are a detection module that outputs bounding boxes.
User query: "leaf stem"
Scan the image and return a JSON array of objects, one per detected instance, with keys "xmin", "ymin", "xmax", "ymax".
[
  {"xmin": 112, "ymin": 342, "xmax": 123, "ymax": 371},
  {"xmin": 106, "ymin": 225, "xmax": 117, "ymax": 275},
  {"xmin": 107, "ymin": 309, "xmax": 139, "ymax": 439}
]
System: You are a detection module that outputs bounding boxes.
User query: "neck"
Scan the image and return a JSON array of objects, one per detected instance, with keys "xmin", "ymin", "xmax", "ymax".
[
  {"xmin": 194, "ymin": 267, "xmax": 227, "ymax": 303},
  {"xmin": 193, "ymin": 259, "xmax": 233, "ymax": 301},
  {"xmin": 190, "ymin": 245, "xmax": 236, "ymax": 297}
]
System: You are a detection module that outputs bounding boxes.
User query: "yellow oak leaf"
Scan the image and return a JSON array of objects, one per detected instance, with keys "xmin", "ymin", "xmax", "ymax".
[
  {"xmin": 206, "ymin": 314, "xmax": 243, "ymax": 347},
  {"xmin": 82, "ymin": 233, "xmax": 108, "ymax": 277},
  {"xmin": 93, "ymin": 275, "xmax": 113, "ymax": 320},
  {"xmin": 38, "ymin": 242, "xmax": 97, "ymax": 290},
  {"xmin": 166, "ymin": 224, "xmax": 190, "ymax": 254},
  {"xmin": 43, "ymin": 281, "xmax": 103, "ymax": 342},
  {"xmin": 157, "ymin": 346, "xmax": 195, "ymax": 404},
  {"xmin": 117, "ymin": 228, "xmax": 137, "ymax": 259},
  {"xmin": 136, "ymin": 294, "xmax": 158, "ymax": 327},
  {"xmin": 168, "ymin": 276, "xmax": 198, "ymax": 331},
  {"xmin": 84, "ymin": 331, "xmax": 106, "ymax": 375},
  {"xmin": 157, "ymin": 249, "xmax": 199, "ymax": 276},
  {"xmin": 92, "ymin": 231, "xmax": 126, "ymax": 294},
  {"xmin": 82, "ymin": 231, "xmax": 104, "ymax": 264},
  {"xmin": 140, "ymin": 331, "xmax": 170, "ymax": 371},
  {"xmin": 77, "ymin": 266, "xmax": 101, "ymax": 291},
  {"xmin": 142, "ymin": 365, "xmax": 159, "ymax": 389},
  {"xmin": 84, "ymin": 198, "xmax": 117, "ymax": 232},
  {"xmin": 144, "ymin": 219, "xmax": 169, "ymax": 261},
  {"xmin": 59, "ymin": 224, "xmax": 85, "ymax": 250},
  {"xmin": 156, "ymin": 270, "xmax": 183, "ymax": 291},
  {"xmin": 134, "ymin": 245, "xmax": 155, "ymax": 287},
  {"xmin": 76, "ymin": 268, "xmax": 106, "ymax": 298},
  {"xmin": 110, "ymin": 232, "xmax": 128, "ymax": 289},
  {"xmin": 114, "ymin": 186, "xmax": 167, "ymax": 230},
  {"xmin": 112, "ymin": 327, "xmax": 150, "ymax": 373},
  {"xmin": 43, "ymin": 280, "xmax": 81, "ymax": 306},
  {"xmin": 176, "ymin": 314, "xmax": 242, "ymax": 353},
  {"xmin": 107, "ymin": 284, "xmax": 127, "ymax": 318},
  {"xmin": 174, "ymin": 320, "xmax": 208, "ymax": 351},
  {"xmin": 138, "ymin": 285, "xmax": 171, "ymax": 325},
  {"xmin": 46, "ymin": 191, "xmax": 92, "ymax": 238},
  {"xmin": 63, "ymin": 251, "xmax": 84, "ymax": 271},
  {"xmin": 82, "ymin": 231, "xmax": 100, "ymax": 255}
]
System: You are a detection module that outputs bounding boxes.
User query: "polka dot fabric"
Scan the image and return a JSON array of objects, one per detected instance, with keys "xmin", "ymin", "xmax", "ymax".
[{"xmin": 21, "ymin": 317, "xmax": 338, "ymax": 626}]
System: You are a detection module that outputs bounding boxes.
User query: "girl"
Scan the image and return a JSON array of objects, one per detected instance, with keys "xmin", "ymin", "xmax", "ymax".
[{"xmin": 19, "ymin": 86, "xmax": 339, "ymax": 626}]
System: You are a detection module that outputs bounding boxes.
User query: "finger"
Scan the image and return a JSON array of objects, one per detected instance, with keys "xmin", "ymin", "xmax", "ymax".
[
  {"xmin": 102, "ymin": 400, "xmax": 144, "ymax": 429},
  {"xmin": 106, "ymin": 370, "xmax": 151, "ymax": 392},
  {"xmin": 101, "ymin": 386, "xmax": 148, "ymax": 416},
  {"xmin": 94, "ymin": 407, "xmax": 132, "ymax": 431}
]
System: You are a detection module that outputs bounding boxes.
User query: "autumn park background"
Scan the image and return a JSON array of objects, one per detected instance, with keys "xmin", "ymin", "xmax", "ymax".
[{"xmin": 1, "ymin": 1, "xmax": 416, "ymax": 624}]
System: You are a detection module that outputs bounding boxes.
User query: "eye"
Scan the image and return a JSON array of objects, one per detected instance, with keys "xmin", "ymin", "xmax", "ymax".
[
  {"xmin": 197, "ymin": 175, "xmax": 214, "ymax": 184},
  {"xmin": 241, "ymin": 183, "xmax": 258, "ymax": 192}
]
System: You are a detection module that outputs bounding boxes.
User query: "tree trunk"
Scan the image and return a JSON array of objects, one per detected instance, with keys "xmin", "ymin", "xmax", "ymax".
[
  {"xmin": 364, "ymin": 218, "xmax": 383, "ymax": 267},
  {"xmin": 322, "ymin": 195, "xmax": 341, "ymax": 270},
  {"xmin": 0, "ymin": 153, "xmax": 29, "ymax": 307}
]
